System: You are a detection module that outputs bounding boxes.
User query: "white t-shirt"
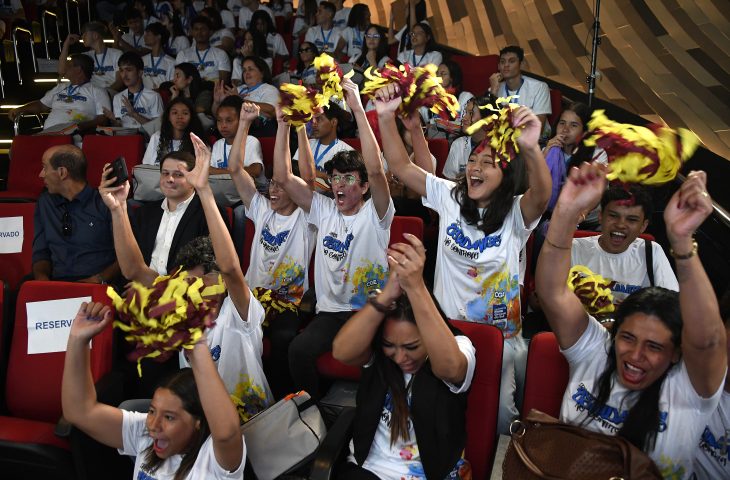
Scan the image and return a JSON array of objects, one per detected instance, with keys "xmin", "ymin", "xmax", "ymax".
[
  {"xmin": 226, "ymin": 0, "xmax": 242, "ymax": 17},
  {"xmin": 237, "ymin": 4, "xmax": 275, "ymax": 29},
  {"xmin": 235, "ymin": 82, "xmax": 279, "ymax": 108},
  {"xmin": 231, "ymin": 57, "xmax": 274, "ymax": 84},
  {"xmin": 211, "ymin": 137, "xmax": 267, "ymax": 190},
  {"xmin": 340, "ymin": 27, "xmax": 365, "ymax": 60},
  {"xmin": 423, "ymin": 175, "xmax": 536, "ymax": 336},
  {"xmin": 40, "ymin": 81, "xmax": 110, "ymax": 129},
  {"xmin": 122, "ymin": 31, "xmax": 150, "ymax": 50},
  {"xmin": 293, "ymin": 138, "xmax": 354, "ymax": 172},
  {"xmin": 220, "ymin": 10, "xmax": 236, "ymax": 29},
  {"xmin": 333, "ymin": 7, "xmax": 350, "ymax": 29},
  {"xmin": 397, "ymin": 50, "xmax": 443, "ymax": 68},
  {"xmin": 570, "ymin": 236, "xmax": 679, "ymax": 305},
  {"xmin": 443, "ymin": 135, "xmax": 476, "ymax": 179},
  {"xmin": 180, "ymin": 295, "xmax": 274, "ymax": 417},
  {"xmin": 149, "ymin": 192, "xmax": 195, "ymax": 275},
  {"xmin": 176, "ymin": 46, "xmax": 231, "ymax": 82},
  {"xmin": 694, "ymin": 390, "xmax": 730, "ymax": 479},
  {"xmin": 353, "ymin": 336, "xmax": 476, "ymax": 479},
  {"xmin": 245, "ymin": 192, "xmax": 316, "ymax": 304},
  {"xmin": 560, "ymin": 317, "xmax": 723, "ymax": 479},
  {"xmin": 143, "ymin": 132, "xmax": 183, "ymax": 165},
  {"xmin": 168, "ymin": 35, "xmax": 191, "ymax": 56},
  {"xmin": 304, "ymin": 26, "xmax": 343, "ymax": 54},
  {"xmin": 308, "ymin": 193, "xmax": 394, "ymax": 312},
  {"xmin": 142, "ymin": 53, "xmax": 176, "ymax": 89},
  {"xmin": 208, "ymin": 28, "xmax": 235, "ymax": 49},
  {"xmin": 112, "ymin": 87, "xmax": 164, "ymax": 129},
  {"xmin": 85, "ymin": 47, "xmax": 123, "ymax": 89},
  {"xmin": 119, "ymin": 410, "xmax": 246, "ymax": 480},
  {"xmin": 497, "ymin": 75, "xmax": 551, "ymax": 117},
  {"xmin": 266, "ymin": 32, "xmax": 289, "ymax": 58}
]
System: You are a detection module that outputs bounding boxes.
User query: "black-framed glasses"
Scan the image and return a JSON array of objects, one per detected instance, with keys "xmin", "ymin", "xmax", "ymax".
[{"xmin": 62, "ymin": 206, "xmax": 72, "ymax": 237}]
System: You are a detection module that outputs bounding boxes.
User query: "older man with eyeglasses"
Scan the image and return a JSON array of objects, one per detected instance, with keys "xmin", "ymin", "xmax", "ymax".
[{"xmin": 32, "ymin": 145, "xmax": 119, "ymax": 285}]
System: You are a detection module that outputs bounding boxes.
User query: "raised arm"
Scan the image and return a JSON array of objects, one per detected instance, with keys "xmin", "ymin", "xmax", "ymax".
[
  {"xmin": 664, "ymin": 171, "xmax": 727, "ymax": 397},
  {"xmin": 535, "ymin": 162, "xmax": 606, "ymax": 349},
  {"xmin": 375, "ymin": 84, "xmax": 427, "ymax": 197},
  {"xmin": 390, "ymin": 234, "xmax": 467, "ymax": 383},
  {"xmin": 295, "ymin": 122, "xmax": 319, "ymax": 188},
  {"xmin": 187, "ymin": 338, "xmax": 244, "ymax": 471},
  {"xmin": 272, "ymin": 112, "xmax": 314, "ymax": 212},
  {"xmin": 99, "ymin": 166, "xmax": 158, "ymax": 286},
  {"xmin": 186, "ymin": 134, "xmax": 252, "ymax": 321},
  {"xmin": 228, "ymin": 102, "xmax": 259, "ymax": 208},
  {"xmin": 514, "ymin": 106, "xmax": 552, "ymax": 225},
  {"xmin": 57, "ymin": 34, "xmax": 79, "ymax": 77},
  {"xmin": 402, "ymin": 112, "xmax": 434, "ymax": 174},
  {"xmin": 343, "ymin": 79, "xmax": 391, "ymax": 218},
  {"xmin": 62, "ymin": 302, "xmax": 124, "ymax": 449}
]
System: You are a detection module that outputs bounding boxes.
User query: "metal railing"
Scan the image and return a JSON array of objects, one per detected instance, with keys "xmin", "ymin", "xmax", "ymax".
[
  {"xmin": 66, "ymin": 0, "xmax": 82, "ymax": 35},
  {"xmin": 12, "ymin": 27, "xmax": 37, "ymax": 85},
  {"xmin": 41, "ymin": 10, "xmax": 62, "ymax": 59},
  {"xmin": 13, "ymin": 113, "xmax": 45, "ymax": 136}
]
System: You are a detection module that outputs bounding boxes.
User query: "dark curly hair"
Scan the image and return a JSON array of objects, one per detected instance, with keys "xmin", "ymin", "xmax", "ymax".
[{"xmin": 173, "ymin": 236, "xmax": 218, "ymax": 274}]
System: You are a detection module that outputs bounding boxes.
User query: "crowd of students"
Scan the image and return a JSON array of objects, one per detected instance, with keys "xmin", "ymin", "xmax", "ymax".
[{"xmin": 5, "ymin": 1, "xmax": 728, "ymax": 479}]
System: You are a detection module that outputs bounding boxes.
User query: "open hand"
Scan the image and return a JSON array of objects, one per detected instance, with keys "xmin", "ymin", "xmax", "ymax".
[{"xmin": 183, "ymin": 133, "xmax": 212, "ymax": 191}]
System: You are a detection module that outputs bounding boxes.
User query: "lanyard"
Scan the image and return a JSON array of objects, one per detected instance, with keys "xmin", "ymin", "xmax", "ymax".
[
  {"xmin": 314, "ymin": 139, "xmax": 337, "ymax": 167},
  {"xmin": 353, "ymin": 27, "xmax": 362, "ymax": 46},
  {"xmin": 503, "ymin": 77, "xmax": 525, "ymax": 103},
  {"xmin": 94, "ymin": 48, "xmax": 108, "ymax": 72},
  {"xmin": 128, "ymin": 86, "xmax": 143, "ymax": 109},
  {"xmin": 133, "ymin": 34, "xmax": 141, "ymax": 48},
  {"xmin": 412, "ymin": 51, "xmax": 426, "ymax": 66},
  {"xmin": 320, "ymin": 27, "xmax": 332, "ymax": 48},
  {"xmin": 66, "ymin": 83, "xmax": 81, "ymax": 99},
  {"xmin": 150, "ymin": 54, "xmax": 164, "ymax": 73},
  {"xmin": 238, "ymin": 83, "xmax": 262, "ymax": 96},
  {"xmin": 196, "ymin": 47, "xmax": 210, "ymax": 69},
  {"xmin": 222, "ymin": 142, "xmax": 231, "ymax": 168}
]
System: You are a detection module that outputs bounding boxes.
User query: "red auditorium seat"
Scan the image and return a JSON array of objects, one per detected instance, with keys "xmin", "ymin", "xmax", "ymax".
[
  {"xmin": 428, "ymin": 138, "xmax": 449, "ymax": 177},
  {"xmin": 259, "ymin": 136, "xmax": 275, "ymax": 179},
  {"xmin": 0, "ymin": 202, "xmax": 36, "ymax": 291},
  {"xmin": 341, "ymin": 137, "xmax": 360, "ymax": 151},
  {"xmin": 389, "ymin": 215, "xmax": 424, "ymax": 244},
  {"xmin": 281, "ymin": 33, "xmax": 293, "ymax": 58},
  {"xmin": 310, "ymin": 322, "xmax": 504, "ymax": 480},
  {"xmin": 0, "ymin": 281, "xmax": 115, "ymax": 478},
  {"xmin": 82, "ymin": 135, "xmax": 144, "ymax": 187},
  {"xmin": 521, "ymin": 332, "xmax": 569, "ymax": 418},
  {"xmin": 548, "ymin": 88, "xmax": 563, "ymax": 126},
  {"xmin": 0, "ymin": 136, "xmax": 72, "ymax": 201},
  {"xmin": 240, "ymin": 217, "xmax": 255, "ymax": 275},
  {"xmin": 365, "ymin": 110, "xmax": 382, "ymax": 146},
  {"xmin": 451, "ymin": 54, "xmax": 499, "ymax": 96}
]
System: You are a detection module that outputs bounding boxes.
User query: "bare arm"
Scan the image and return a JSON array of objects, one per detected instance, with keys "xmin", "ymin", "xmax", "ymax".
[
  {"xmin": 665, "ymin": 171, "xmax": 727, "ymax": 397},
  {"xmin": 535, "ymin": 162, "xmax": 606, "ymax": 349},
  {"xmin": 228, "ymin": 102, "xmax": 260, "ymax": 208},
  {"xmin": 343, "ymin": 79, "xmax": 391, "ymax": 218},
  {"xmin": 514, "ymin": 106, "xmax": 551, "ymax": 225},
  {"xmin": 99, "ymin": 167, "xmax": 158, "ymax": 286},
  {"xmin": 62, "ymin": 302, "xmax": 124, "ymax": 449},
  {"xmin": 187, "ymin": 134, "xmax": 251, "ymax": 321},
  {"xmin": 57, "ymin": 35, "xmax": 79, "ymax": 77},
  {"xmin": 402, "ymin": 113, "xmax": 434, "ymax": 174},
  {"xmin": 187, "ymin": 340, "xmax": 244, "ymax": 471},
  {"xmin": 8, "ymin": 100, "xmax": 51, "ymax": 122},
  {"xmin": 295, "ymin": 125, "xmax": 318, "ymax": 188},
  {"xmin": 274, "ymin": 114, "xmax": 313, "ymax": 212},
  {"xmin": 375, "ymin": 85, "xmax": 427, "ymax": 197}
]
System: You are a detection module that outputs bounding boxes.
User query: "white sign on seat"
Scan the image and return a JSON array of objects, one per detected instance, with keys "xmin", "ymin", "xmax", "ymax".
[
  {"xmin": 0, "ymin": 216, "xmax": 23, "ymax": 253},
  {"xmin": 26, "ymin": 296, "xmax": 91, "ymax": 354}
]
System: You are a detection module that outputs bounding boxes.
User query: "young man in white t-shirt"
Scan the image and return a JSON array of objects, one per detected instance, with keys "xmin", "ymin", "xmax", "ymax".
[
  {"xmin": 488, "ymin": 45, "xmax": 551, "ymax": 139},
  {"xmin": 59, "ymin": 22, "xmax": 124, "ymax": 91},
  {"xmin": 237, "ymin": 0, "xmax": 275, "ymax": 30},
  {"xmin": 211, "ymin": 96, "xmax": 267, "ymax": 192},
  {"xmin": 331, "ymin": 0, "xmax": 350, "ymax": 29},
  {"xmin": 571, "ymin": 185, "xmax": 678, "ymax": 307},
  {"xmin": 275, "ymin": 79, "xmax": 394, "ymax": 399},
  {"xmin": 293, "ymin": 103, "xmax": 354, "ymax": 193},
  {"xmin": 104, "ymin": 51, "xmax": 164, "ymax": 130},
  {"xmin": 176, "ymin": 15, "xmax": 231, "ymax": 83},
  {"xmin": 304, "ymin": 1, "xmax": 343, "ymax": 54},
  {"xmin": 141, "ymin": 22, "xmax": 176, "ymax": 89},
  {"xmin": 111, "ymin": 9, "xmax": 151, "ymax": 55}
]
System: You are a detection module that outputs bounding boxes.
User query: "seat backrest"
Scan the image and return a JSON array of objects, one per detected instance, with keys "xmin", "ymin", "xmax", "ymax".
[
  {"xmin": 389, "ymin": 216, "xmax": 424, "ymax": 246},
  {"xmin": 427, "ymin": 138, "xmax": 449, "ymax": 177},
  {"xmin": 6, "ymin": 136, "xmax": 72, "ymax": 197},
  {"xmin": 341, "ymin": 137, "xmax": 361, "ymax": 152},
  {"xmin": 5, "ymin": 281, "xmax": 114, "ymax": 423},
  {"xmin": 574, "ymin": 230, "xmax": 655, "ymax": 242},
  {"xmin": 259, "ymin": 136, "xmax": 275, "ymax": 179},
  {"xmin": 548, "ymin": 88, "xmax": 563, "ymax": 127},
  {"xmin": 0, "ymin": 202, "xmax": 36, "ymax": 291},
  {"xmin": 83, "ymin": 135, "xmax": 144, "ymax": 187},
  {"xmin": 450, "ymin": 55, "xmax": 499, "ymax": 96},
  {"xmin": 521, "ymin": 332, "xmax": 569, "ymax": 418},
  {"xmin": 450, "ymin": 320, "xmax": 503, "ymax": 480}
]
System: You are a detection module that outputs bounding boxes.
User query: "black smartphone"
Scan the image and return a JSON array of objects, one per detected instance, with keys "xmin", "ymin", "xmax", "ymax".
[{"xmin": 109, "ymin": 156, "xmax": 129, "ymax": 187}]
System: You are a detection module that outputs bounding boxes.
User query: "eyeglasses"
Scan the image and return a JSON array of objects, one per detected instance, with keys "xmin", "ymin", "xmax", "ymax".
[
  {"xmin": 62, "ymin": 206, "xmax": 72, "ymax": 237},
  {"xmin": 365, "ymin": 33, "xmax": 381, "ymax": 39},
  {"xmin": 299, "ymin": 47, "xmax": 313, "ymax": 53},
  {"xmin": 329, "ymin": 174, "xmax": 358, "ymax": 185}
]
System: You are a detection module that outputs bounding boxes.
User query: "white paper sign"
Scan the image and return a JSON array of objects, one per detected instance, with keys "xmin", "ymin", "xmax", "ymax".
[
  {"xmin": 27, "ymin": 296, "xmax": 91, "ymax": 354},
  {"xmin": 0, "ymin": 216, "xmax": 23, "ymax": 253}
]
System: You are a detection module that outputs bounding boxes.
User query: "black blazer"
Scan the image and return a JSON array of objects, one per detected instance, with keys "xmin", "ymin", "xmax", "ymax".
[{"xmin": 130, "ymin": 194, "xmax": 210, "ymax": 275}]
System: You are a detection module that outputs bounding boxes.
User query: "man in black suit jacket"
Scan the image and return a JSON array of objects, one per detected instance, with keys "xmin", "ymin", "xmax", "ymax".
[{"xmin": 130, "ymin": 150, "xmax": 210, "ymax": 276}]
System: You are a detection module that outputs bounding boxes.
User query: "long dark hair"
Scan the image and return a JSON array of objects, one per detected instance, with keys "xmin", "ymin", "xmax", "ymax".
[
  {"xmin": 142, "ymin": 369, "xmax": 210, "ymax": 480},
  {"xmin": 587, "ymin": 287, "xmax": 682, "ymax": 452},
  {"xmin": 347, "ymin": 3, "xmax": 370, "ymax": 29},
  {"xmin": 439, "ymin": 59, "xmax": 464, "ymax": 95},
  {"xmin": 450, "ymin": 148, "xmax": 527, "ymax": 235},
  {"xmin": 157, "ymin": 97, "xmax": 204, "ymax": 162},
  {"xmin": 251, "ymin": 9, "xmax": 275, "ymax": 35},
  {"xmin": 296, "ymin": 41, "xmax": 318, "ymax": 74},
  {"xmin": 413, "ymin": 22, "xmax": 436, "ymax": 53},
  {"xmin": 355, "ymin": 25, "xmax": 388, "ymax": 68},
  {"xmin": 175, "ymin": 62, "xmax": 204, "ymax": 99}
]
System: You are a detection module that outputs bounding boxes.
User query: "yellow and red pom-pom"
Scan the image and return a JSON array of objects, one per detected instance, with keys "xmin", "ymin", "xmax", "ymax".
[
  {"xmin": 279, "ymin": 83, "xmax": 323, "ymax": 128},
  {"xmin": 313, "ymin": 52, "xmax": 353, "ymax": 108},
  {"xmin": 567, "ymin": 265, "xmax": 615, "ymax": 315},
  {"xmin": 465, "ymin": 96, "xmax": 522, "ymax": 167}
]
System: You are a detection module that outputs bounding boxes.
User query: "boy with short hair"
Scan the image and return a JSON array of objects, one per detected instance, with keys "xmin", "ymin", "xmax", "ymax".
[
  {"xmin": 59, "ymin": 21, "xmax": 124, "ymax": 91},
  {"xmin": 211, "ymin": 95, "xmax": 267, "ymax": 191},
  {"xmin": 104, "ymin": 51, "xmax": 163, "ymax": 129},
  {"xmin": 141, "ymin": 22, "xmax": 175, "ymax": 89},
  {"xmin": 112, "ymin": 8, "xmax": 151, "ymax": 54},
  {"xmin": 304, "ymin": 1, "xmax": 343, "ymax": 54},
  {"xmin": 176, "ymin": 15, "xmax": 231, "ymax": 83}
]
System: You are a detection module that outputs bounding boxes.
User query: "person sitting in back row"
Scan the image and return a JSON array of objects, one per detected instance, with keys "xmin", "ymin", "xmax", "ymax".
[{"xmin": 104, "ymin": 51, "xmax": 164, "ymax": 131}]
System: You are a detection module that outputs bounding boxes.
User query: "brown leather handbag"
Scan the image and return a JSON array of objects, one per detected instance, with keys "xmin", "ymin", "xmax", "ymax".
[{"xmin": 502, "ymin": 410, "xmax": 663, "ymax": 480}]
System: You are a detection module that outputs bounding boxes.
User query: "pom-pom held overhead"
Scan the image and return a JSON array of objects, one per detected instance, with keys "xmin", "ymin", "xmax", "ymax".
[
  {"xmin": 583, "ymin": 110, "xmax": 700, "ymax": 185},
  {"xmin": 313, "ymin": 52, "xmax": 353, "ymax": 109},
  {"xmin": 464, "ymin": 96, "xmax": 522, "ymax": 168},
  {"xmin": 567, "ymin": 265, "xmax": 615, "ymax": 315},
  {"xmin": 279, "ymin": 83, "xmax": 323, "ymax": 128},
  {"xmin": 107, "ymin": 269, "xmax": 226, "ymax": 376},
  {"xmin": 361, "ymin": 62, "xmax": 459, "ymax": 120}
]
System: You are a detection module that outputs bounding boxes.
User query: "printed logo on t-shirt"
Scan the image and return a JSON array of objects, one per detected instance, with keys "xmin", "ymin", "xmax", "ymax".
[
  {"xmin": 210, "ymin": 344, "xmax": 221, "ymax": 361},
  {"xmin": 571, "ymin": 382, "xmax": 668, "ymax": 434},
  {"xmin": 699, "ymin": 425, "xmax": 730, "ymax": 467},
  {"xmin": 349, "ymin": 261, "xmax": 387, "ymax": 309},
  {"xmin": 260, "ymin": 227, "xmax": 290, "ymax": 252},
  {"xmin": 322, "ymin": 231, "xmax": 354, "ymax": 261},
  {"xmin": 443, "ymin": 222, "xmax": 501, "ymax": 260},
  {"xmin": 611, "ymin": 282, "xmax": 642, "ymax": 296},
  {"xmin": 137, "ymin": 468, "xmax": 157, "ymax": 480},
  {"xmin": 95, "ymin": 65, "xmax": 115, "ymax": 74},
  {"xmin": 56, "ymin": 93, "xmax": 88, "ymax": 103},
  {"xmin": 463, "ymin": 266, "xmax": 521, "ymax": 336}
]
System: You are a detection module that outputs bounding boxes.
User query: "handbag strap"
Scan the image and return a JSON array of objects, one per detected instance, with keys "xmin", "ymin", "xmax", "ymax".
[{"xmin": 294, "ymin": 396, "xmax": 322, "ymax": 443}]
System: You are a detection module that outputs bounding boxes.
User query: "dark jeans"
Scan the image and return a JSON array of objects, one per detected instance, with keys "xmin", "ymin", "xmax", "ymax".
[
  {"xmin": 288, "ymin": 310, "xmax": 354, "ymax": 400},
  {"xmin": 263, "ymin": 308, "xmax": 301, "ymax": 399},
  {"xmin": 336, "ymin": 462, "xmax": 380, "ymax": 480}
]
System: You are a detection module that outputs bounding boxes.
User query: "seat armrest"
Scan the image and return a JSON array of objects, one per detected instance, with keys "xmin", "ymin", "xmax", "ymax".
[{"xmin": 309, "ymin": 407, "xmax": 356, "ymax": 480}]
